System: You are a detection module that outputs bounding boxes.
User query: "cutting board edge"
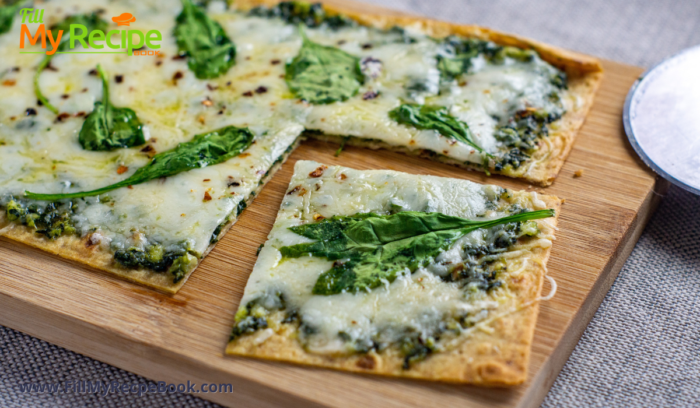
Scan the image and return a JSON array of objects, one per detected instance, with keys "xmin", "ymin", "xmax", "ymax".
[{"xmin": 517, "ymin": 176, "xmax": 668, "ymax": 408}]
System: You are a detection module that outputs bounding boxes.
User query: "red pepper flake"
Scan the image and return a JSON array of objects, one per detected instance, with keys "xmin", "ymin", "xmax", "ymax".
[
  {"xmin": 88, "ymin": 68, "xmax": 98, "ymax": 76},
  {"xmin": 227, "ymin": 177, "xmax": 240, "ymax": 187},
  {"xmin": 127, "ymin": 185, "xmax": 133, "ymax": 189},
  {"xmin": 270, "ymin": 59, "xmax": 281, "ymax": 65},
  {"xmin": 339, "ymin": 173, "xmax": 347, "ymax": 180},
  {"xmin": 255, "ymin": 86, "xmax": 268, "ymax": 94},
  {"xmin": 239, "ymin": 152, "xmax": 251, "ymax": 158},
  {"xmin": 203, "ymin": 179, "xmax": 210, "ymax": 182},
  {"xmin": 287, "ymin": 185, "xmax": 301, "ymax": 195},
  {"xmin": 141, "ymin": 145, "xmax": 155, "ymax": 154},
  {"xmin": 2, "ymin": 79, "xmax": 16, "ymax": 86},
  {"xmin": 155, "ymin": 60, "xmax": 163, "ymax": 66},
  {"xmin": 313, "ymin": 213, "xmax": 324, "ymax": 221},
  {"xmin": 11, "ymin": 67, "xmax": 20, "ymax": 72},
  {"xmin": 242, "ymin": 91, "xmax": 253, "ymax": 97},
  {"xmin": 9, "ymin": 116, "xmax": 15, "ymax": 121},
  {"xmin": 309, "ymin": 165, "xmax": 327, "ymax": 178},
  {"xmin": 206, "ymin": 84, "xmax": 218, "ymax": 91},
  {"xmin": 117, "ymin": 165, "xmax": 128, "ymax": 174},
  {"xmin": 61, "ymin": 94, "xmax": 70, "ymax": 99},
  {"xmin": 172, "ymin": 53, "xmax": 187, "ymax": 60},
  {"xmin": 81, "ymin": 88, "xmax": 88, "ymax": 93},
  {"xmin": 172, "ymin": 71, "xmax": 183, "ymax": 83},
  {"xmin": 55, "ymin": 113, "xmax": 71, "ymax": 122},
  {"xmin": 203, "ymin": 191, "xmax": 212, "ymax": 202},
  {"xmin": 114, "ymin": 75, "xmax": 124, "ymax": 83},
  {"xmin": 201, "ymin": 98, "xmax": 213, "ymax": 107},
  {"xmin": 75, "ymin": 111, "xmax": 86, "ymax": 117}
]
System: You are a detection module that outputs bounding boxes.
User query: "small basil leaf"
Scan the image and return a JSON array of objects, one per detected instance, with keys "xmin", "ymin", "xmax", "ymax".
[
  {"xmin": 279, "ymin": 209, "xmax": 554, "ymax": 295},
  {"xmin": 285, "ymin": 29, "xmax": 364, "ymax": 104},
  {"xmin": 34, "ymin": 13, "xmax": 109, "ymax": 114},
  {"xmin": 78, "ymin": 65, "xmax": 145, "ymax": 151},
  {"xmin": 174, "ymin": 0, "xmax": 236, "ymax": 79},
  {"xmin": 389, "ymin": 103, "xmax": 486, "ymax": 153},
  {"xmin": 25, "ymin": 126, "xmax": 254, "ymax": 200}
]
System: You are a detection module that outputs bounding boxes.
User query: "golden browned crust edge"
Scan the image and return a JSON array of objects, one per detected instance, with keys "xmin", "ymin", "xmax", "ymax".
[
  {"xmin": 0, "ymin": 139, "xmax": 300, "ymax": 294},
  {"xmin": 236, "ymin": 0, "xmax": 604, "ymax": 186},
  {"xmin": 226, "ymin": 186, "xmax": 561, "ymax": 386}
]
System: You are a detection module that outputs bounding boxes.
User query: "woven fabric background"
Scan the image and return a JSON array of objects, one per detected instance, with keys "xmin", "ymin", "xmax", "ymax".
[{"xmin": 2, "ymin": 0, "xmax": 699, "ymax": 406}]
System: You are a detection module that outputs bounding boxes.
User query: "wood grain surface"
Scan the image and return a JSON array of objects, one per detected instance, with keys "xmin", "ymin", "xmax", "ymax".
[{"xmin": 0, "ymin": 4, "xmax": 666, "ymax": 407}]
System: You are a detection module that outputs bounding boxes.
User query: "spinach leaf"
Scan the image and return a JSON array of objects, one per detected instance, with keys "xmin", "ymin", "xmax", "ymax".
[
  {"xmin": 388, "ymin": 103, "xmax": 486, "ymax": 153},
  {"xmin": 78, "ymin": 65, "xmax": 145, "ymax": 151},
  {"xmin": 174, "ymin": 0, "xmax": 236, "ymax": 79},
  {"xmin": 24, "ymin": 126, "xmax": 254, "ymax": 200},
  {"xmin": 285, "ymin": 29, "xmax": 364, "ymax": 104},
  {"xmin": 0, "ymin": 1, "xmax": 22, "ymax": 35},
  {"xmin": 279, "ymin": 209, "xmax": 554, "ymax": 295},
  {"xmin": 34, "ymin": 13, "xmax": 108, "ymax": 114}
]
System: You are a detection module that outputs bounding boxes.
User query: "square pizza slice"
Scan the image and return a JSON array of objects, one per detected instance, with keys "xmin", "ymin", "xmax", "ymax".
[
  {"xmin": 0, "ymin": 0, "xmax": 308, "ymax": 293},
  {"xmin": 226, "ymin": 160, "xmax": 560, "ymax": 385}
]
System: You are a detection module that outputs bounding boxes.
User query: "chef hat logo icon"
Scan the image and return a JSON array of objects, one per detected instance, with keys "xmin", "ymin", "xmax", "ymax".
[{"xmin": 112, "ymin": 13, "xmax": 136, "ymax": 26}]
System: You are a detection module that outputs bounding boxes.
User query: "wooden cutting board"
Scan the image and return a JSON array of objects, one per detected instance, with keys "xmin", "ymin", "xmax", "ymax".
[{"xmin": 0, "ymin": 4, "xmax": 666, "ymax": 408}]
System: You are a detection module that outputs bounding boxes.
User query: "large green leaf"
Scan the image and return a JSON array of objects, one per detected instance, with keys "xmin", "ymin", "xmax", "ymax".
[
  {"xmin": 285, "ymin": 30, "xmax": 363, "ymax": 104},
  {"xmin": 25, "ymin": 126, "xmax": 254, "ymax": 200},
  {"xmin": 78, "ymin": 65, "xmax": 145, "ymax": 151},
  {"xmin": 388, "ymin": 103, "xmax": 486, "ymax": 153},
  {"xmin": 280, "ymin": 209, "xmax": 554, "ymax": 295},
  {"xmin": 174, "ymin": 0, "xmax": 236, "ymax": 79}
]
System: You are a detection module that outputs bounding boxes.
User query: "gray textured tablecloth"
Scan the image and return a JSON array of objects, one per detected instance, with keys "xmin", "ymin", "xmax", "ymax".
[{"xmin": 2, "ymin": 1, "xmax": 699, "ymax": 407}]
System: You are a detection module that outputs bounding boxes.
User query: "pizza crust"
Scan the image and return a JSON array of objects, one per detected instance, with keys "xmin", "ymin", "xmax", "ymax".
[
  {"xmin": 237, "ymin": 0, "xmax": 604, "ymax": 186},
  {"xmin": 226, "ymin": 174, "xmax": 561, "ymax": 385}
]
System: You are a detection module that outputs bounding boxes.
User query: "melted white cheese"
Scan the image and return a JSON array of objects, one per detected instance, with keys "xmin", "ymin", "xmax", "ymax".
[
  {"xmin": 241, "ymin": 161, "xmax": 516, "ymax": 355},
  {"xmin": 0, "ymin": 0, "xmax": 307, "ymax": 255}
]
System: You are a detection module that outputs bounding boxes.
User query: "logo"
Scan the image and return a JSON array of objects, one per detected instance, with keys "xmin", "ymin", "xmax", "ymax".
[
  {"xmin": 19, "ymin": 8, "xmax": 162, "ymax": 56},
  {"xmin": 112, "ymin": 13, "xmax": 135, "ymax": 27}
]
